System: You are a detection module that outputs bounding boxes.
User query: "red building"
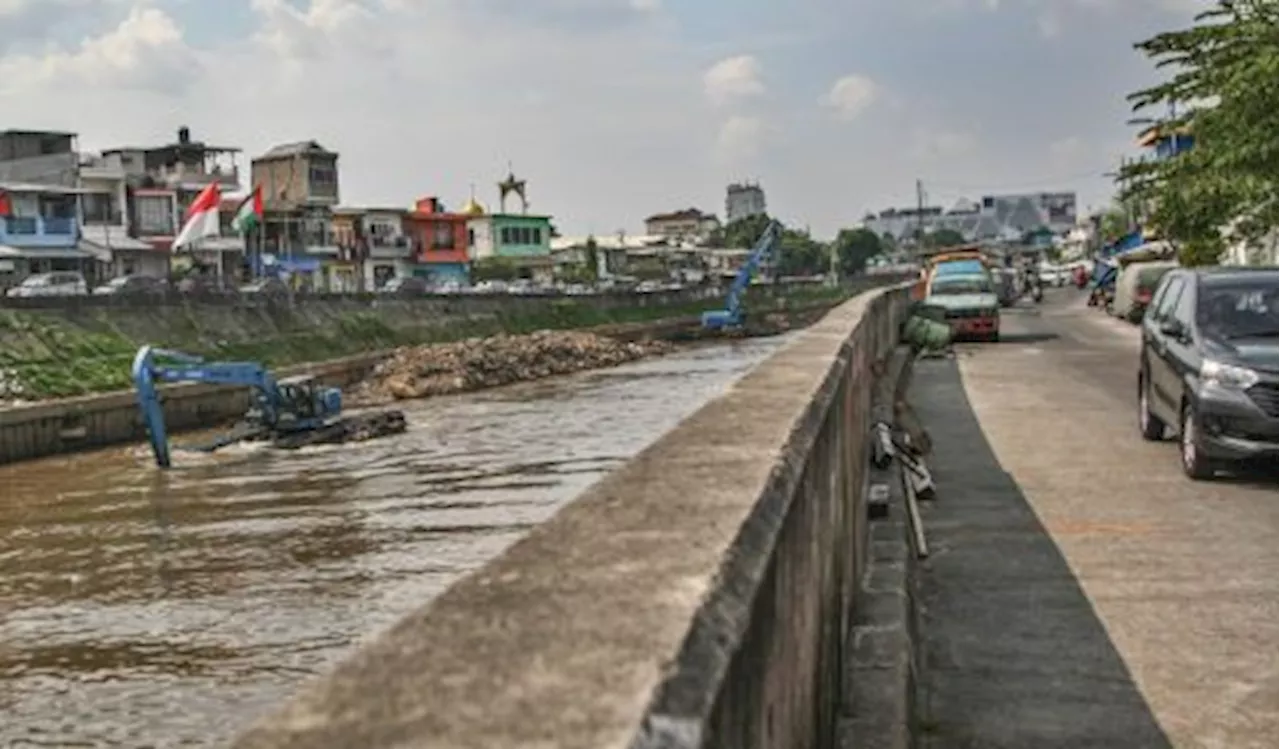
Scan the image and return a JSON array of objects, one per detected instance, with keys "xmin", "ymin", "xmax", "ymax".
[{"xmin": 403, "ymin": 196, "xmax": 470, "ymax": 283}]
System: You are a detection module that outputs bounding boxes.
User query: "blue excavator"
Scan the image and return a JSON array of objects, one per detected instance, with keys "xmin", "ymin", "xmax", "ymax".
[
  {"xmin": 702, "ymin": 219, "xmax": 782, "ymax": 330},
  {"xmin": 132, "ymin": 346, "xmax": 406, "ymax": 468}
]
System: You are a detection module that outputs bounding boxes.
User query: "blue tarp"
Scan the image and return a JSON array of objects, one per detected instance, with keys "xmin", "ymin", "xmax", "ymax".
[
  {"xmin": 1100, "ymin": 230, "xmax": 1143, "ymax": 258},
  {"xmin": 933, "ymin": 259, "xmax": 986, "ymax": 277}
]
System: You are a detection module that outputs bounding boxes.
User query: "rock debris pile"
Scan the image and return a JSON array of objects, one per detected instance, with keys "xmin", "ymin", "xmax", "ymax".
[{"xmin": 354, "ymin": 330, "xmax": 672, "ymax": 402}]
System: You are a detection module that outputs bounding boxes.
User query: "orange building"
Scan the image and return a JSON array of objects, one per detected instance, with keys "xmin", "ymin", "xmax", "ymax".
[{"xmin": 403, "ymin": 196, "xmax": 471, "ymax": 283}]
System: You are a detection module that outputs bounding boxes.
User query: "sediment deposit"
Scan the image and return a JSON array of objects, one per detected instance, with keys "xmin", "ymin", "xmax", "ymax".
[{"xmin": 352, "ymin": 330, "xmax": 672, "ymax": 403}]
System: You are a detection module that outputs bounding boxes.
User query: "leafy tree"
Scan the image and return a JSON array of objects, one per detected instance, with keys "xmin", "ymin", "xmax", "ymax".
[
  {"xmin": 775, "ymin": 228, "xmax": 829, "ymax": 276},
  {"xmin": 709, "ymin": 214, "xmax": 774, "ymax": 249},
  {"xmin": 922, "ymin": 228, "xmax": 967, "ymax": 248},
  {"xmin": 832, "ymin": 227, "xmax": 884, "ymax": 275},
  {"xmin": 582, "ymin": 236, "xmax": 599, "ymax": 280},
  {"xmin": 1118, "ymin": 0, "xmax": 1278, "ymax": 266}
]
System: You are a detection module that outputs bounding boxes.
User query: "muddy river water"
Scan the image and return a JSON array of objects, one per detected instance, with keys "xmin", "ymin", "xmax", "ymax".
[{"xmin": 0, "ymin": 336, "xmax": 791, "ymax": 748}]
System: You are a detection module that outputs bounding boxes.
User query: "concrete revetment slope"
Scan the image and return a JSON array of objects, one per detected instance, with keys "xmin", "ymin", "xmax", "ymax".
[{"xmin": 230, "ymin": 284, "xmax": 910, "ymax": 749}]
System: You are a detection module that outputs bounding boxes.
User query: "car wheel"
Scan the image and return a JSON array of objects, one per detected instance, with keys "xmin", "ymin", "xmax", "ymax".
[
  {"xmin": 1138, "ymin": 376, "xmax": 1166, "ymax": 441},
  {"xmin": 1180, "ymin": 403, "xmax": 1215, "ymax": 481}
]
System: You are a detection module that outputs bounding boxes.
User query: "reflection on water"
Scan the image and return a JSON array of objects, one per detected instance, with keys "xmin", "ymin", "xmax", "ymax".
[{"xmin": 0, "ymin": 335, "xmax": 792, "ymax": 748}]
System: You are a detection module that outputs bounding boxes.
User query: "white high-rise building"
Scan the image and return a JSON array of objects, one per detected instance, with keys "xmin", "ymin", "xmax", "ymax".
[{"xmin": 725, "ymin": 182, "xmax": 766, "ymax": 223}]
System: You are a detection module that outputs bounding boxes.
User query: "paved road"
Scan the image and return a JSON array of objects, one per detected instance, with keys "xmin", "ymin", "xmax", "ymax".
[{"xmin": 913, "ymin": 291, "xmax": 1277, "ymax": 749}]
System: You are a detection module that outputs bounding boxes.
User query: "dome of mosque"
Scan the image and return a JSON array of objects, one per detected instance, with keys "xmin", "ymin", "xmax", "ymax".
[{"xmin": 460, "ymin": 198, "xmax": 487, "ymax": 215}]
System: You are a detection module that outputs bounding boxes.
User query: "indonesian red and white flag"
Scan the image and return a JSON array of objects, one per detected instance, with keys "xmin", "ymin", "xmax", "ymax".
[{"xmin": 172, "ymin": 183, "xmax": 222, "ymax": 250}]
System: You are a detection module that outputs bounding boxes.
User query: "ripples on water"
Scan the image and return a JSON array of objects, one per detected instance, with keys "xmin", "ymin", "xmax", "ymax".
[{"xmin": 0, "ymin": 336, "xmax": 792, "ymax": 748}]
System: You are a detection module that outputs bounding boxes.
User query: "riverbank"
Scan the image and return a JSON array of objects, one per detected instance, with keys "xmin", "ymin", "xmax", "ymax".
[
  {"xmin": 0, "ymin": 289, "xmax": 862, "ymax": 465},
  {"xmin": 0, "ymin": 284, "xmax": 852, "ymax": 402}
]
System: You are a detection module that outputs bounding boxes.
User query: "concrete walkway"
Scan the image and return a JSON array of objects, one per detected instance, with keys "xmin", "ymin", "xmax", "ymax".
[{"xmin": 913, "ymin": 292, "xmax": 1278, "ymax": 749}]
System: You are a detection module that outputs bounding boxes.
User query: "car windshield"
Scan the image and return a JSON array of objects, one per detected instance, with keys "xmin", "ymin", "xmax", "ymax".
[
  {"xmin": 931, "ymin": 277, "xmax": 991, "ymax": 295},
  {"xmin": 1197, "ymin": 277, "xmax": 1279, "ymax": 340}
]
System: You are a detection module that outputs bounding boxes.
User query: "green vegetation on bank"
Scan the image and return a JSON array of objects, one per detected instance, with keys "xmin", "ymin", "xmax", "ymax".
[
  {"xmin": 0, "ymin": 285, "xmax": 856, "ymax": 400},
  {"xmin": 1118, "ymin": 0, "xmax": 1278, "ymax": 265}
]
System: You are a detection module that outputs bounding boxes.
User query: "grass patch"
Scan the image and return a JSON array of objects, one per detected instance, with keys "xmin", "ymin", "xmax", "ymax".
[{"xmin": 0, "ymin": 285, "xmax": 861, "ymax": 400}]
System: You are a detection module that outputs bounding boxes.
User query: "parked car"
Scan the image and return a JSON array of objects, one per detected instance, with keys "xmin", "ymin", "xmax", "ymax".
[
  {"xmin": 1112, "ymin": 261, "xmax": 1178, "ymax": 323},
  {"xmin": 4, "ymin": 271, "xmax": 88, "ymax": 298},
  {"xmin": 92, "ymin": 275, "xmax": 168, "ymax": 298},
  {"xmin": 380, "ymin": 276, "xmax": 430, "ymax": 296},
  {"xmin": 925, "ymin": 271, "xmax": 1001, "ymax": 342},
  {"xmin": 1137, "ymin": 267, "xmax": 1278, "ymax": 480}
]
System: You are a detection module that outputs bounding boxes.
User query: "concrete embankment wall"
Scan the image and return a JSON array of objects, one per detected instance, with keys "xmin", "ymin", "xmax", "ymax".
[{"xmin": 231, "ymin": 283, "xmax": 912, "ymax": 749}]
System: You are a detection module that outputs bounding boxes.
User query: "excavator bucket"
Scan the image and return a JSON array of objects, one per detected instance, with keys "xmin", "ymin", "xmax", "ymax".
[{"xmin": 131, "ymin": 346, "xmax": 172, "ymax": 468}]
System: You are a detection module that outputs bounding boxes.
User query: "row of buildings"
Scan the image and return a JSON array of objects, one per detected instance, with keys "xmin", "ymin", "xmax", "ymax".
[
  {"xmin": 0, "ymin": 125, "xmax": 779, "ymax": 291},
  {"xmin": 860, "ymin": 191, "xmax": 1080, "ymax": 246},
  {"xmin": 0, "ymin": 127, "xmax": 559, "ymax": 291}
]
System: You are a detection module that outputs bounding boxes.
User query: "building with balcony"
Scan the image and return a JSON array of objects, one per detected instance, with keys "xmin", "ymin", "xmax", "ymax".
[
  {"xmin": 644, "ymin": 208, "xmax": 720, "ymax": 241},
  {"xmin": 251, "ymin": 140, "xmax": 341, "ymax": 291},
  {"xmin": 85, "ymin": 127, "xmax": 242, "ymax": 277},
  {"xmin": 404, "ymin": 197, "xmax": 470, "ymax": 284},
  {"xmin": 0, "ymin": 182, "xmax": 104, "ymax": 288},
  {"xmin": 77, "ymin": 153, "xmax": 165, "ymax": 278},
  {"xmin": 327, "ymin": 206, "xmax": 410, "ymax": 291}
]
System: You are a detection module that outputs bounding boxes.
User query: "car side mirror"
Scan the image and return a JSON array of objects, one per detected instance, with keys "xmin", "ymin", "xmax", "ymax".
[{"xmin": 1159, "ymin": 319, "xmax": 1184, "ymax": 338}]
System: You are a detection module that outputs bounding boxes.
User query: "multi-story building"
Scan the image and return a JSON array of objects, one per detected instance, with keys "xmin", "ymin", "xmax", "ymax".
[
  {"xmin": 0, "ymin": 182, "xmax": 93, "ymax": 288},
  {"xmin": 97, "ymin": 127, "xmax": 243, "ymax": 278},
  {"xmin": 725, "ymin": 182, "xmax": 766, "ymax": 224},
  {"xmin": 0, "ymin": 129, "xmax": 135, "ymax": 285},
  {"xmin": 464, "ymin": 173, "xmax": 555, "ymax": 281},
  {"xmin": 251, "ymin": 140, "xmax": 340, "ymax": 290},
  {"xmin": 76, "ymin": 152, "xmax": 163, "ymax": 278},
  {"xmin": 644, "ymin": 208, "xmax": 720, "ymax": 241},
  {"xmin": 404, "ymin": 196, "xmax": 470, "ymax": 285},
  {"xmin": 0, "ymin": 129, "xmax": 79, "ymax": 186},
  {"xmin": 466, "ymin": 209, "xmax": 555, "ymax": 281}
]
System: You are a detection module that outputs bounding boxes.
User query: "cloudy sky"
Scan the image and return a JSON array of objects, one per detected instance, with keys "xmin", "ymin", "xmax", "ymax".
[{"xmin": 0, "ymin": 0, "xmax": 1207, "ymax": 237}]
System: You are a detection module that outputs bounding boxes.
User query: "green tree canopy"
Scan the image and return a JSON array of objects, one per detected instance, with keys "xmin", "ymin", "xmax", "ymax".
[
  {"xmin": 708, "ymin": 214, "xmax": 774, "ymax": 249},
  {"xmin": 922, "ymin": 228, "xmax": 967, "ymax": 248},
  {"xmin": 775, "ymin": 228, "xmax": 829, "ymax": 276},
  {"xmin": 1118, "ymin": 0, "xmax": 1279, "ymax": 265},
  {"xmin": 833, "ymin": 228, "xmax": 884, "ymax": 275}
]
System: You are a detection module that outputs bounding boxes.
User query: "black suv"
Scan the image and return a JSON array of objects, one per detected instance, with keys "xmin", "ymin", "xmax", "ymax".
[{"xmin": 1137, "ymin": 267, "xmax": 1278, "ymax": 480}]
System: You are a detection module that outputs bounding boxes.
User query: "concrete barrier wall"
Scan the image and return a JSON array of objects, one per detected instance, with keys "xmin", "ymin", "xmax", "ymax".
[{"xmin": 231, "ymin": 283, "xmax": 910, "ymax": 749}]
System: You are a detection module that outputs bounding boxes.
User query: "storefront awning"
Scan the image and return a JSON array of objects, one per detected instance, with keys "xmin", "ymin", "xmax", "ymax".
[{"xmin": 0, "ymin": 244, "xmax": 94, "ymax": 260}]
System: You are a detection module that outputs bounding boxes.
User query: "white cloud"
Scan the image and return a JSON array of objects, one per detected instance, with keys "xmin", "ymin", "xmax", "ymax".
[
  {"xmin": 703, "ymin": 55, "xmax": 765, "ymax": 107},
  {"xmin": 0, "ymin": 5, "xmax": 194, "ymax": 94},
  {"xmin": 0, "ymin": 0, "xmax": 1164, "ymax": 237},
  {"xmin": 821, "ymin": 74, "xmax": 878, "ymax": 121},
  {"xmin": 714, "ymin": 116, "xmax": 768, "ymax": 166}
]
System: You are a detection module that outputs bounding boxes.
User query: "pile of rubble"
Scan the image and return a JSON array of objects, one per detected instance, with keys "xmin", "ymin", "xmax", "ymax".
[{"xmin": 354, "ymin": 330, "xmax": 672, "ymax": 402}]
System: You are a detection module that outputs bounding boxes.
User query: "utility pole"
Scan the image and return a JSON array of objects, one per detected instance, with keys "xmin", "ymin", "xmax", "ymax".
[{"xmin": 915, "ymin": 179, "xmax": 926, "ymax": 251}]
